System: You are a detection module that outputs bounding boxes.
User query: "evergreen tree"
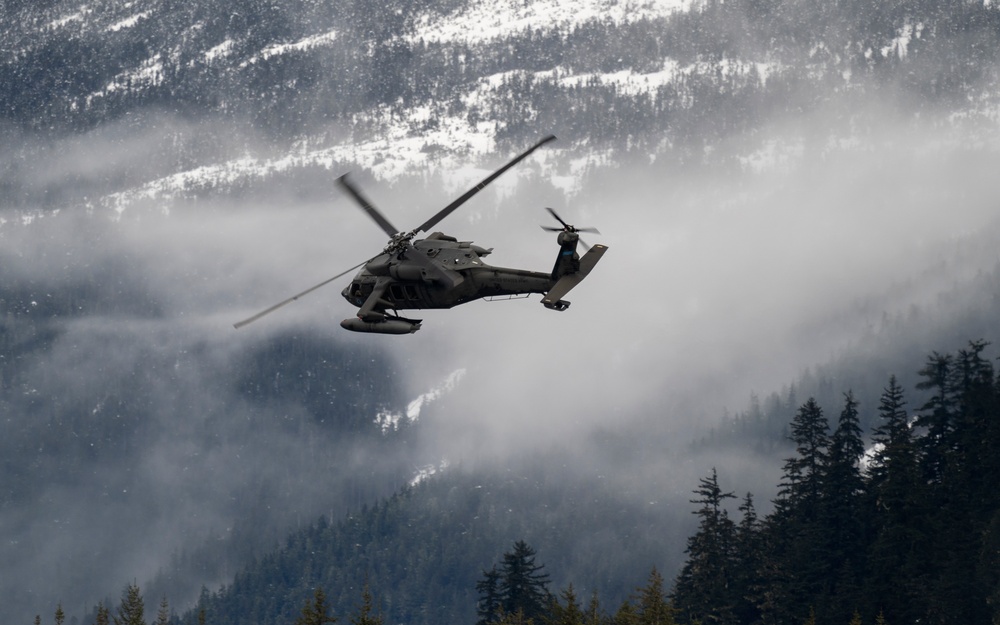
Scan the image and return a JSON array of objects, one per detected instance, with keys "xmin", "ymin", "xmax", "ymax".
[
  {"xmin": 583, "ymin": 591, "xmax": 606, "ymax": 625},
  {"xmin": 350, "ymin": 584, "xmax": 382, "ymax": 625},
  {"xmin": 913, "ymin": 352, "xmax": 954, "ymax": 484},
  {"xmin": 155, "ymin": 597, "xmax": 170, "ymax": 625},
  {"xmin": 96, "ymin": 602, "xmax": 110, "ymax": 625},
  {"xmin": 499, "ymin": 541, "xmax": 552, "ymax": 623},
  {"xmin": 866, "ymin": 376, "xmax": 925, "ymax": 623},
  {"xmin": 819, "ymin": 392, "xmax": 867, "ymax": 621},
  {"xmin": 611, "ymin": 600, "xmax": 639, "ymax": 625},
  {"xmin": 296, "ymin": 587, "xmax": 337, "ymax": 625},
  {"xmin": 55, "ymin": 604, "xmax": 65, "ymax": 625},
  {"xmin": 980, "ymin": 510, "xmax": 1000, "ymax": 625},
  {"xmin": 546, "ymin": 585, "xmax": 585, "ymax": 625},
  {"xmin": 868, "ymin": 376, "xmax": 914, "ymax": 487},
  {"xmin": 496, "ymin": 610, "xmax": 535, "ymax": 625},
  {"xmin": 672, "ymin": 468, "xmax": 736, "ymax": 624},
  {"xmin": 633, "ymin": 568, "xmax": 674, "ymax": 625},
  {"xmin": 781, "ymin": 397, "xmax": 830, "ymax": 510},
  {"xmin": 477, "ymin": 566, "xmax": 503, "ymax": 625},
  {"xmin": 947, "ymin": 340, "xmax": 997, "ymax": 519},
  {"xmin": 732, "ymin": 493, "xmax": 762, "ymax": 625},
  {"xmin": 114, "ymin": 582, "xmax": 146, "ymax": 625},
  {"xmin": 921, "ymin": 341, "xmax": 995, "ymax": 624},
  {"xmin": 193, "ymin": 587, "xmax": 209, "ymax": 625},
  {"xmin": 757, "ymin": 398, "xmax": 830, "ymax": 624}
]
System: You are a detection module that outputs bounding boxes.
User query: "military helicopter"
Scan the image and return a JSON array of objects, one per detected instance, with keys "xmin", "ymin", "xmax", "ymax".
[{"xmin": 233, "ymin": 135, "xmax": 607, "ymax": 334}]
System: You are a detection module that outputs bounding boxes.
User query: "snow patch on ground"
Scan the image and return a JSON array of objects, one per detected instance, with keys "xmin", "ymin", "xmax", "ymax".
[
  {"xmin": 96, "ymin": 54, "xmax": 164, "ymax": 98},
  {"xmin": 413, "ymin": 0, "xmax": 692, "ymax": 44},
  {"xmin": 205, "ymin": 39, "xmax": 235, "ymax": 62},
  {"xmin": 104, "ymin": 154, "xmax": 265, "ymax": 214},
  {"xmin": 410, "ymin": 459, "xmax": 451, "ymax": 486},
  {"xmin": 108, "ymin": 10, "xmax": 150, "ymax": 32},
  {"xmin": 375, "ymin": 369, "xmax": 467, "ymax": 434},
  {"xmin": 46, "ymin": 6, "xmax": 89, "ymax": 30},
  {"xmin": 243, "ymin": 30, "xmax": 339, "ymax": 66}
]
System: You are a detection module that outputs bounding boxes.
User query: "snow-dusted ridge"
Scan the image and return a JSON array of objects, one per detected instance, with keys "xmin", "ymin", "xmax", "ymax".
[
  {"xmin": 412, "ymin": 0, "xmax": 692, "ymax": 44},
  {"xmin": 108, "ymin": 10, "xmax": 150, "ymax": 32},
  {"xmin": 242, "ymin": 30, "xmax": 339, "ymax": 66},
  {"xmin": 99, "ymin": 51, "xmax": 781, "ymax": 213}
]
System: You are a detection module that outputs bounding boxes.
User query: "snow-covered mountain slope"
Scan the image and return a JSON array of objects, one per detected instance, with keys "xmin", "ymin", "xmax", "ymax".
[
  {"xmin": 6, "ymin": 0, "xmax": 1000, "ymax": 220},
  {"xmin": 412, "ymin": 0, "xmax": 691, "ymax": 43}
]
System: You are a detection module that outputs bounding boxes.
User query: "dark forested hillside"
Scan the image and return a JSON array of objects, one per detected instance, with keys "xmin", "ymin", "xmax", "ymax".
[
  {"xmin": 71, "ymin": 339, "xmax": 1000, "ymax": 625},
  {"xmin": 180, "ymin": 460, "xmax": 685, "ymax": 625},
  {"xmin": 673, "ymin": 340, "xmax": 1000, "ymax": 625}
]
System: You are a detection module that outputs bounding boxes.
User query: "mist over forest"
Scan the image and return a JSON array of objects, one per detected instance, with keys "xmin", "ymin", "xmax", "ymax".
[{"xmin": 3, "ymin": 0, "xmax": 1000, "ymax": 623}]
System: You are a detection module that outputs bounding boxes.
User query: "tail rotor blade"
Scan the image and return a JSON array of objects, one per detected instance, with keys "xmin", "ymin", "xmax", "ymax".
[{"xmin": 542, "ymin": 207, "xmax": 600, "ymax": 235}]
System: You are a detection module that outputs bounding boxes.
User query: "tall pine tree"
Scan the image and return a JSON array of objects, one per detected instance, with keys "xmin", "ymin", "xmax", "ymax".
[
  {"xmin": 114, "ymin": 582, "xmax": 145, "ymax": 625},
  {"xmin": 732, "ymin": 493, "xmax": 762, "ymax": 625},
  {"xmin": 295, "ymin": 587, "xmax": 337, "ymax": 625},
  {"xmin": 758, "ymin": 398, "xmax": 830, "ymax": 624},
  {"xmin": 500, "ymin": 541, "xmax": 552, "ymax": 623},
  {"xmin": 818, "ymin": 391, "xmax": 867, "ymax": 622},
  {"xmin": 477, "ymin": 566, "xmax": 503, "ymax": 625},
  {"xmin": 866, "ymin": 375, "xmax": 926, "ymax": 624},
  {"xmin": 634, "ymin": 568, "xmax": 674, "ymax": 625},
  {"xmin": 672, "ymin": 468, "xmax": 736, "ymax": 624}
]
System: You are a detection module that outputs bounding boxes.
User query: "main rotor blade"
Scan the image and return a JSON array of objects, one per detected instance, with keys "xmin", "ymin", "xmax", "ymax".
[
  {"xmin": 415, "ymin": 134, "xmax": 557, "ymax": 234},
  {"xmin": 336, "ymin": 174, "xmax": 400, "ymax": 238},
  {"xmin": 233, "ymin": 260, "xmax": 367, "ymax": 329}
]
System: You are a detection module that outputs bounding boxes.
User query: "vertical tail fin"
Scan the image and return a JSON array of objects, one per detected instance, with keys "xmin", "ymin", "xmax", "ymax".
[
  {"xmin": 542, "ymin": 243, "xmax": 608, "ymax": 310},
  {"xmin": 551, "ymin": 231, "xmax": 582, "ymax": 279}
]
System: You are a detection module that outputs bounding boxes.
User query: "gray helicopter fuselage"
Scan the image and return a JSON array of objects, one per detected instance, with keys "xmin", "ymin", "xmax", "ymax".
[{"xmin": 341, "ymin": 234, "xmax": 554, "ymax": 311}]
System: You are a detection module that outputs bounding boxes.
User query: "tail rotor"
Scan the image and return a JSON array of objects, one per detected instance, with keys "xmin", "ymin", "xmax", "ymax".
[{"xmin": 541, "ymin": 207, "xmax": 600, "ymax": 251}]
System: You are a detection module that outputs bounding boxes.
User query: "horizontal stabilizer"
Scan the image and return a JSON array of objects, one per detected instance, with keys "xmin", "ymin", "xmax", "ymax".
[{"xmin": 541, "ymin": 244, "xmax": 607, "ymax": 309}]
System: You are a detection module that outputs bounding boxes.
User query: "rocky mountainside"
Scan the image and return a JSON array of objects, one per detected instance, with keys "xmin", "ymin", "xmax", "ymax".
[{"xmin": 4, "ymin": 0, "xmax": 998, "ymax": 213}]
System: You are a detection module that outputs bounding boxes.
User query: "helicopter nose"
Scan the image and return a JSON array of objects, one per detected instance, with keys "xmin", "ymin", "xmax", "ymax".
[{"xmin": 341, "ymin": 283, "xmax": 363, "ymax": 306}]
